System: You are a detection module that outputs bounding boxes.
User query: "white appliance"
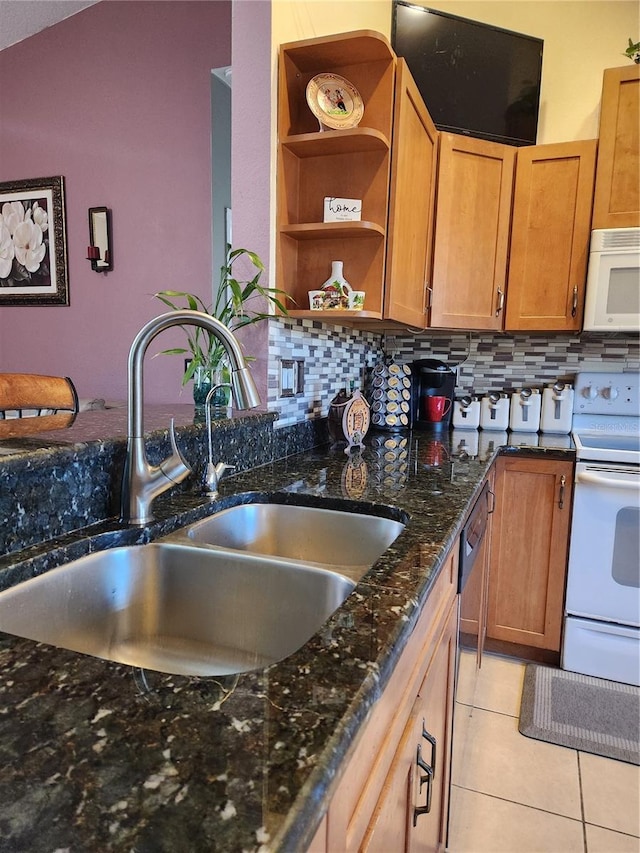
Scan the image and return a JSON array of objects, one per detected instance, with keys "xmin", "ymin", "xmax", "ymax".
[
  {"xmin": 509, "ymin": 388, "xmax": 541, "ymax": 432},
  {"xmin": 582, "ymin": 227, "xmax": 640, "ymax": 332},
  {"xmin": 452, "ymin": 396, "xmax": 481, "ymax": 429},
  {"xmin": 540, "ymin": 382, "xmax": 574, "ymax": 434},
  {"xmin": 562, "ymin": 370, "xmax": 640, "ymax": 686},
  {"xmin": 480, "ymin": 393, "xmax": 509, "ymax": 431}
]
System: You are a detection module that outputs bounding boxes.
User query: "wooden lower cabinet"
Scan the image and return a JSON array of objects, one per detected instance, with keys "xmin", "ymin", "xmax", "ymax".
[
  {"xmin": 361, "ymin": 597, "xmax": 458, "ymax": 852},
  {"xmin": 486, "ymin": 455, "xmax": 574, "ymax": 652},
  {"xmin": 323, "ymin": 546, "xmax": 458, "ymax": 853}
]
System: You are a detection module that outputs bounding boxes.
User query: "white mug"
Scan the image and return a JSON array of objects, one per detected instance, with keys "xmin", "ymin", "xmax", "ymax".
[
  {"xmin": 308, "ymin": 290, "xmax": 326, "ymax": 310},
  {"xmin": 348, "ymin": 290, "xmax": 365, "ymax": 310}
]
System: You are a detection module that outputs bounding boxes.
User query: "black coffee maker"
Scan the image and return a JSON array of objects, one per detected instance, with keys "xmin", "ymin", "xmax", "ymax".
[{"xmin": 410, "ymin": 359, "xmax": 456, "ymax": 430}]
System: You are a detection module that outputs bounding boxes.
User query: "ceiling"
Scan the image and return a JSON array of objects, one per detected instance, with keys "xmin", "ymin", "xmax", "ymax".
[{"xmin": 0, "ymin": 1, "xmax": 98, "ymax": 52}]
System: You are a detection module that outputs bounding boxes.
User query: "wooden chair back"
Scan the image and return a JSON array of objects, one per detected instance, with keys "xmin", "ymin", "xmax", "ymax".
[{"xmin": 0, "ymin": 373, "xmax": 79, "ymax": 438}]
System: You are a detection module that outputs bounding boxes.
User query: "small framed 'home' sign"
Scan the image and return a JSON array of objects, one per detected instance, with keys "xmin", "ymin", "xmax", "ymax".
[{"xmin": 323, "ymin": 196, "xmax": 362, "ymax": 222}]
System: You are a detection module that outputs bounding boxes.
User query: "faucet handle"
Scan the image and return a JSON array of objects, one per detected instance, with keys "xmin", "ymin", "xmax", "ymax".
[
  {"xmin": 169, "ymin": 418, "xmax": 185, "ymax": 458},
  {"xmin": 159, "ymin": 418, "xmax": 192, "ymax": 483}
]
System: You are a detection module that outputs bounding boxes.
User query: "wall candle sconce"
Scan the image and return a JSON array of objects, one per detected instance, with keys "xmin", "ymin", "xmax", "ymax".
[{"xmin": 87, "ymin": 207, "xmax": 112, "ymax": 272}]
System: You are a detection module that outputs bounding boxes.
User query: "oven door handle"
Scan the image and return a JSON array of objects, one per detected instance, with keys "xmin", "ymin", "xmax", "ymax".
[{"xmin": 576, "ymin": 470, "xmax": 639, "ymax": 490}]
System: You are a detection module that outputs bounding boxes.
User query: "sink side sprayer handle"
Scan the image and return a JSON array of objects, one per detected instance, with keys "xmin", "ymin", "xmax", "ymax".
[{"xmin": 121, "ymin": 309, "xmax": 261, "ymax": 525}]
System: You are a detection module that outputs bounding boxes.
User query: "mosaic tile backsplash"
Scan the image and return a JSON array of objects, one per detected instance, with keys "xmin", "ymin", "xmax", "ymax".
[{"xmin": 269, "ymin": 317, "xmax": 639, "ymax": 427}]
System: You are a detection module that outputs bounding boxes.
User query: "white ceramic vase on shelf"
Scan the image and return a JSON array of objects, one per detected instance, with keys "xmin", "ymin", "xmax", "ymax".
[{"xmin": 321, "ymin": 260, "xmax": 352, "ymax": 309}]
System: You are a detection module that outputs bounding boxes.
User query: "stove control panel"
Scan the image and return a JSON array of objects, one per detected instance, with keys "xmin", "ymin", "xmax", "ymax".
[{"xmin": 573, "ymin": 372, "xmax": 640, "ymax": 417}]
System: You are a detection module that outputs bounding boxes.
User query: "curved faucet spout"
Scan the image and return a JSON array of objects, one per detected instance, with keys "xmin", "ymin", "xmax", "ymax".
[{"xmin": 122, "ymin": 309, "xmax": 261, "ymax": 525}]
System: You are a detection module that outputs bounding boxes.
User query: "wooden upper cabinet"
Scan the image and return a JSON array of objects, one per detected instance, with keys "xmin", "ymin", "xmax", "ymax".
[
  {"xmin": 592, "ymin": 64, "xmax": 640, "ymax": 229},
  {"xmin": 276, "ymin": 32, "xmax": 440, "ymax": 330},
  {"xmin": 505, "ymin": 140, "xmax": 597, "ymax": 332},
  {"xmin": 430, "ymin": 134, "xmax": 515, "ymax": 330},
  {"xmin": 384, "ymin": 59, "xmax": 439, "ymax": 329}
]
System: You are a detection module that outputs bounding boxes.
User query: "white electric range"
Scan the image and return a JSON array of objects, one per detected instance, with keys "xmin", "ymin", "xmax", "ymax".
[{"xmin": 562, "ymin": 371, "xmax": 640, "ymax": 686}]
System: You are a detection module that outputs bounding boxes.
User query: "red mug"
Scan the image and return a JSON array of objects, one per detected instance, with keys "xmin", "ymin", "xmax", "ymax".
[{"xmin": 423, "ymin": 395, "xmax": 452, "ymax": 422}]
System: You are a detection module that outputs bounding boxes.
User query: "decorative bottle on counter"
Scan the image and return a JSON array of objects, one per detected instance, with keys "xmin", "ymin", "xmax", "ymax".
[{"xmin": 321, "ymin": 260, "xmax": 351, "ymax": 309}]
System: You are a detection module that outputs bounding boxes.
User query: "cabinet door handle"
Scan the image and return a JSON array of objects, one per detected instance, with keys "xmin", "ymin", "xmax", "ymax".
[
  {"xmin": 571, "ymin": 286, "xmax": 578, "ymax": 318},
  {"xmin": 559, "ymin": 474, "xmax": 566, "ymax": 509},
  {"xmin": 495, "ymin": 287, "xmax": 505, "ymax": 316},
  {"xmin": 426, "ymin": 284, "xmax": 433, "ymax": 309},
  {"xmin": 413, "ymin": 743, "xmax": 434, "ymax": 824},
  {"xmin": 421, "ymin": 720, "xmax": 437, "ymax": 774},
  {"xmin": 413, "ymin": 720, "xmax": 437, "ymax": 826},
  {"xmin": 487, "ymin": 488, "xmax": 496, "ymax": 514}
]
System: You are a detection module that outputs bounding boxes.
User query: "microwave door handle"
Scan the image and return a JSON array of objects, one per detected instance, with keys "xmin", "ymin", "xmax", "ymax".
[{"xmin": 576, "ymin": 470, "xmax": 639, "ymax": 490}]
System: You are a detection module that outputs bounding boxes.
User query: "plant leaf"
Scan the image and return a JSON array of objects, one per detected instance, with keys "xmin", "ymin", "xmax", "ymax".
[{"xmin": 152, "ymin": 244, "xmax": 289, "ymax": 384}]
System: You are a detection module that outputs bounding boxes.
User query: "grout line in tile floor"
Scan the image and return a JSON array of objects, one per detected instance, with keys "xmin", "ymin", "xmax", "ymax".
[
  {"xmin": 577, "ymin": 752, "xmax": 588, "ymax": 853},
  {"xmin": 456, "ymin": 700, "xmax": 524, "ymax": 718},
  {"xmin": 450, "ymin": 782, "xmax": 586, "ymax": 824}
]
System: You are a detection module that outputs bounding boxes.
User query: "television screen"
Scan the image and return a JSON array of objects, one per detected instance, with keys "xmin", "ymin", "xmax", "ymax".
[{"xmin": 391, "ymin": 2, "xmax": 543, "ymax": 146}]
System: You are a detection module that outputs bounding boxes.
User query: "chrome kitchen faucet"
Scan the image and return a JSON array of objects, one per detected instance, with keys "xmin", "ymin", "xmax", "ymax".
[{"xmin": 121, "ymin": 310, "xmax": 260, "ymax": 525}]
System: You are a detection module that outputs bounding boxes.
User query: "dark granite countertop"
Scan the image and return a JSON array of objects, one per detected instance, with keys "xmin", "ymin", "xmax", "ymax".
[{"xmin": 0, "ymin": 424, "xmax": 574, "ymax": 852}]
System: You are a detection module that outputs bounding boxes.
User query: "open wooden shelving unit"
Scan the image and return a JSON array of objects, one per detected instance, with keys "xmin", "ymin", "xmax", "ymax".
[{"xmin": 276, "ymin": 31, "xmax": 397, "ymax": 322}]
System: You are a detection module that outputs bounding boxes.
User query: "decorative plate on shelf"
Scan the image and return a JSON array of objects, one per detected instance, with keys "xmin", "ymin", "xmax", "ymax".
[{"xmin": 306, "ymin": 73, "xmax": 364, "ymax": 130}]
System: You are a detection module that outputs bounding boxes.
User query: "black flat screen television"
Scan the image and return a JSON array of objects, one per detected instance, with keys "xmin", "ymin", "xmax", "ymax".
[{"xmin": 391, "ymin": 2, "xmax": 544, "ymax": 146}]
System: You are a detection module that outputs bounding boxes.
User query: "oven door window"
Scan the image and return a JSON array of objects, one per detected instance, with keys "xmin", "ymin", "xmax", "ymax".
[
  {"xmin": 566, "ymin": 464, "xmax": 640, "ymax": 626},
  {"xmin": 612, "ymin": 507, "xmax": 640, "ymax": 587}
]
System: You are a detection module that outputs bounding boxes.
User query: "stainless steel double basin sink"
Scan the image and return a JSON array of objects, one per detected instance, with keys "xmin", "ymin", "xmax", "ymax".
[{"xmin": 0, "ymin": 502, "xmax": 405, "ymax": 676}]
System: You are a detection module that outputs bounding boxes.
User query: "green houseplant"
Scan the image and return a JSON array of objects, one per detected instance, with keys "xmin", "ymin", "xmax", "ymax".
[
  {"xmin": 155, "ymin": 247, "xmax": 288, "ymax": 408},
  {"xmin": 624, "ymin": 38, "xmax": 640, "ymax": 63}
]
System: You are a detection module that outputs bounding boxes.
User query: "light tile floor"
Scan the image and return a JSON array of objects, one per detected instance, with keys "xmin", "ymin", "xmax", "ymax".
[{"xmin": 447, "ymin": 651, "xmax": 640, "ymax": 853}]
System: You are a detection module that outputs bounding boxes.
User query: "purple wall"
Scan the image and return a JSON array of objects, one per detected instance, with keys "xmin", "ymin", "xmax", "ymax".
[
  {"xmin": 0, "ymin": 1, "xmax": 232, "ymax": 404},
  {"xmin": 230, "ymin": 0, "xmax": 272, "ymax": 406}
]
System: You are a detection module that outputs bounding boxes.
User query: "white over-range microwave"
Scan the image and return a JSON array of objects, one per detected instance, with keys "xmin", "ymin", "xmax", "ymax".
[{"xmin": 582, "ymin": 227, "xmax": 640, "ymax": 332}]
